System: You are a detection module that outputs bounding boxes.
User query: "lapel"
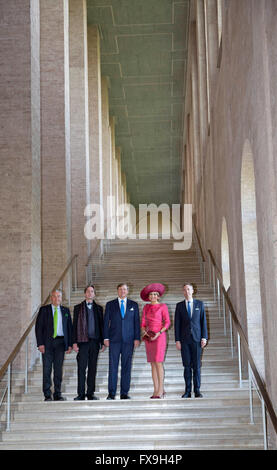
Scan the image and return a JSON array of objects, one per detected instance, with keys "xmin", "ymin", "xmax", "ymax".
[
  {"xmin": 193, "ymin": 299, "xmax": 200, "ymax": 317},
  {"xmin": 61, "ymin": 305, "xmax": 67, "ymax": 334},
  {"xmin": 82, "ymin": 300, "xmax": 88, "ymax": 320},
  {"xmin": 48, "ymin": 304, "xmax": 54, "ymax": 330},
  {"xmin": 92, "ymin": 300, "xmax": 97, "ymax": 316},
  {"xmin": 125, "ymin": 299, "xmax": 132, "ymax": 317},
  {"xmin": 114, "ymin": 298, "xmax": 122, "ymax": 319}
]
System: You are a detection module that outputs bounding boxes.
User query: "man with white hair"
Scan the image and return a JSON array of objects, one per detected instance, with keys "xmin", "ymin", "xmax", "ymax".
[{"xmin": 35, "ymin": 289, "xmax": 73, "ymax": 401}]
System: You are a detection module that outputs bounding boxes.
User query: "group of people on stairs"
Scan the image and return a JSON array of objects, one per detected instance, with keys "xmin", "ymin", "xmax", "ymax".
[{"xmin": 35, "ymin": 282, "xmax": 208, "ymax": 401}]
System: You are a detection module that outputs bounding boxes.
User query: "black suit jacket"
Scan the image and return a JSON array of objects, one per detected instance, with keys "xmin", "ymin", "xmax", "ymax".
[
  {"xmin": 35, "ymin": 304, "xmax": 73, "ymax": 351},
  {"xmin": 72, "ymin": 300, "xmax": 104, "ymax": 348},
  {"xmin": 174, "ymin": 299, "xmax": 208, "ymax": 344}
]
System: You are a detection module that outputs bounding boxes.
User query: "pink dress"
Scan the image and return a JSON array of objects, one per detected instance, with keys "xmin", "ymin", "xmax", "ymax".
[{"xmin": 141, "ymin": 303, "xmax": 171, "ymax": 363}]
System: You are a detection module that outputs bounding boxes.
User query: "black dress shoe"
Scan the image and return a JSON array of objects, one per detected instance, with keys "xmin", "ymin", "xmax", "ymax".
[
  {"xmin": 53, "ymin": 395, "xmax": 67, "ymax": 401},
  {"xmin": 44, "ymin": 396, "xmax": 52, "ymax": 402},
  {"xmin": 120, "ymin": 394, "xmax": 131, "ymax": 399},
  {"xmin": 106, "ymin": 394, "xmax": 115, "ymax": 400},
  {"xmin": 181, "ymin": 392, "xmax": 191, "ymax": 398},
  {"xmin": 87, "ymin": 394, "xmax": 99, "ymax": 400},
  {"xmin": 195, "ymin": 392, "xmax": 203, "ymax": 398},
  {"xmin": 74, "ymin": 395, "xmax": 85, "ymax": 401}
]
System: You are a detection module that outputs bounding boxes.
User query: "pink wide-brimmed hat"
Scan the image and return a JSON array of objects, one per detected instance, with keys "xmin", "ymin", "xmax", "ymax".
[{"xmin": 140, "ymin": 283, "xmax": 166, "ymax": 302}]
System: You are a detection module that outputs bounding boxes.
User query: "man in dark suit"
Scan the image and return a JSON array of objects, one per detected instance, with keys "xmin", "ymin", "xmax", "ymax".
[
  {"xmin": 72, "ymin": 285, "xmax": 105, "ymax": 400},
  {"xmin": 35, "ymin": 289, "xmax": 73, "ymax": 401},
  {"xmin": 103, "ymin": 283, "xmax": 140, "ymax": 400},
  {"xmin": 174, "ymin": 283, "xmax": 208, "ymax": 398}
]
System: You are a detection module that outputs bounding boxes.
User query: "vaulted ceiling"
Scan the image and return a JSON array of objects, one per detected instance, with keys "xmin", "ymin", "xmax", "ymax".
[{"xmin": 87, "ymin": 0, "xmax": 189, "ymax": 207}]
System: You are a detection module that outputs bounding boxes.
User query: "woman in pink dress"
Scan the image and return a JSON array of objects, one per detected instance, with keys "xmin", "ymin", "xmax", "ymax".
[{"xmin": 140, "ymin": 283, "xmax": 171, "ymax": 399}]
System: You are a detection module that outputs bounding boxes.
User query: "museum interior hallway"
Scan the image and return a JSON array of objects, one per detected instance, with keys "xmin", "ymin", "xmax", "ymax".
[
  {"xmin": 0, "ymin": 0, "xmax": 277, "ymax": 450},
  {"xmin": 0, "ymin": 238, "xmax": 264, "ymax": 449}
]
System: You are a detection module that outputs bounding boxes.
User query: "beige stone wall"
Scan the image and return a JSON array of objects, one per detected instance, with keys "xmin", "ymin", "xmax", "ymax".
[
  {"xmin": 0, "ymin": 0, "xmax": 41, "ymax": 368},
  {"xmin": 183, "ymin": 0, "xmax": 277, "ymax": 446},
  {"xmin": 102, "ymin": 76, "xmax": 112, "ymax": 231},
  {"xmin": 40, "ymin": 0, "xmax": 71, "ymax": 300},
  {"xmin": 0, "ymin": 0, "xmax": 131, "ymax": 370},
  {"xmin": 69, "ymin": 0, "xmax": 90, "ymax": 286}
]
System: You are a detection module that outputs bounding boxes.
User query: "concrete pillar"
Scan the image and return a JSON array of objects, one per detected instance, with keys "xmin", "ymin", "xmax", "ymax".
[
  {"xmin": 69, "ymin": 0, "xmax": 89, "ymax": 287},
  {"xmin": 0, "ymin": 0, "xmax": 41, "ymax": 367},
  {"xmin": 204, "ymin": 0, "xmax": 219, "ymax": 102},
  {"xmin": 109, "ymin": 116, "xmax": 116, "ymax": 200},
  {"xmin": 196, "ymin": 0, "xmax": 209, "ymax": 154},
  {"xmin": 195, "ymin": 3, "xmax": 208, "ymax": 243},
  {"xmin": 122, "ymin": 173, "xmax": 127, "ymax": 205},
  {"xmin": 40, "ymin": 0, "xmax": 71, "ymax": 300},
  {"xmin": 102, "ymin": 76, "xmax": 111, "ymax": 232},
  {"xmin": 191, "ymin": 23, "xmax": 201, "ymax": 195},
  {"xmin": 116, "ymin": 148, "xmax": 122, "ymax": 207},
  {"xmin": 87, "ymin": 25, "xmax": 103, "ymax": 251},
  {"xmin": 114, "ymin": 148, "xmax": 121, "ymax": 218}
]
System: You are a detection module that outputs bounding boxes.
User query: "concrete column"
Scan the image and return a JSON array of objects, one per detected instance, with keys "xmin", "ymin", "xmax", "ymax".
[
  {"xmin": 102, "ymin": 76, "xmax": 111, "ymax": 231},
  {"xmin": 114, "ymin": 148, "xmax": 121, "ymax": 217},
  {"xmin": 0, "ymin": 0, "xmax": 41, "ymax": 367},
  {"xmin": 122, "ymin": 173, "xmax": 127, "ymax": 205},
  {"xmin": 204, "ymin": 0, "xmax": 219, "ymax": 102},
  {"xmin": 188, "ymin": 113, "xmax": 195, "ymax": 212},
  {"xmin": 40, "ymin": 0, "xmax": 71, "ymax": 300},
  {"xmin": 196, "ymin": 0, "xmax": 209, "ymax": 154},
  {"xmin": 69, "ymin": 0, "xmax": 89, "ymax": 287},
  {"xmin": 191, "ymin": 24, "xmax": 201, "ymax": 195},
  {"xmin": 87, "ymin": 25, "xmax": 103, "ymax": 251},
  {"xmin": 116, "ymin": 148, "xmax": 122, "ymax": 207},
  {"xmin": 109, "ymin": 116, "xmax": 116, "ymax": 200}
]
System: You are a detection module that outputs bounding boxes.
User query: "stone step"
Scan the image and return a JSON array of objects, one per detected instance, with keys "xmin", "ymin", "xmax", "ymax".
[
  {"xmin": 0, "ymin": 435, "xmax": 264, "ymax": 450},
  {"xmin": 2, "ymin": 423, "xmax": 263, "ymax": 442},
  {"xmin": 7, "ymin": 404, "xmax": 262, "ymax": 421},
  {"xmin": 9, "ymin": 413, "xmax": 261, "ymax": 428},
  {"xmin": 4, "ymin": 396, "xmax": 260, "ymax": 411},
  {"xmin": 18, "ymin": 389, "xmax": 252, "ymax": 401},
  {"xmin": 0, "ymin": 238, "xmax": 263, "ymax": 450},
  {"xmin": 0, "ymin": 442, "xmax": 264, "ymax": 450},
  {"xmin": 16, "ymin": 377, "xmax": 243, "ymax": 389}
]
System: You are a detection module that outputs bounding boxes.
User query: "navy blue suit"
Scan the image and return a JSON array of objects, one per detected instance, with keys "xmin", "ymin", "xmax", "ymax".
[
  {"xmin": 104, "ymin": 298, "xmax": 140, "ymax": 397},
  {"xmin": 174, "ymin": 299, "xmax": 208, "ymax": 394}
]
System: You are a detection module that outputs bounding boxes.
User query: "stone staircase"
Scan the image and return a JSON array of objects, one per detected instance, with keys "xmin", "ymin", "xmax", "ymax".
[{"xmin": 0, "ymin": 239, "xmax": 264, "ymax": 449}]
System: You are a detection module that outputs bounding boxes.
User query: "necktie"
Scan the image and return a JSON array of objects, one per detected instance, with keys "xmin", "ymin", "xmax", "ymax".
[
  {"xmin": 120, "ymin": 299, "xmax": 125, "ymax": 319},
  {"xmin": 187, "ymin": 301, "xmax": 192, "ymax": 318},
  {"xmin": 53, "ymin": 307, "xmax": 58, "ymax": 338}
]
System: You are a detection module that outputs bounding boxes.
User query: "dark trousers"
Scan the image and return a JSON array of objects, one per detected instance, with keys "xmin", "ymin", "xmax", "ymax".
[
  {"xmin": 108, "ymin": 341, "xmax": 134, "ymax": 397},
  {"xmin": 76, "ymin": 339, "xmax": 100, "ymax": 397},
  {"xmin": 181, "ymin": 338, "xmax": 202, "ymax": 393},
  {"xmin": 42, "ymin": 337, "xmax": 65, "ymax": 398}
]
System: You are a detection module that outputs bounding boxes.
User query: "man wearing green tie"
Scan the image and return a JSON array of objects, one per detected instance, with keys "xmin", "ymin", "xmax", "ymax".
[{"xmin": 35, "ymin": 289, "xmax": 73, "ymax": 401}]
